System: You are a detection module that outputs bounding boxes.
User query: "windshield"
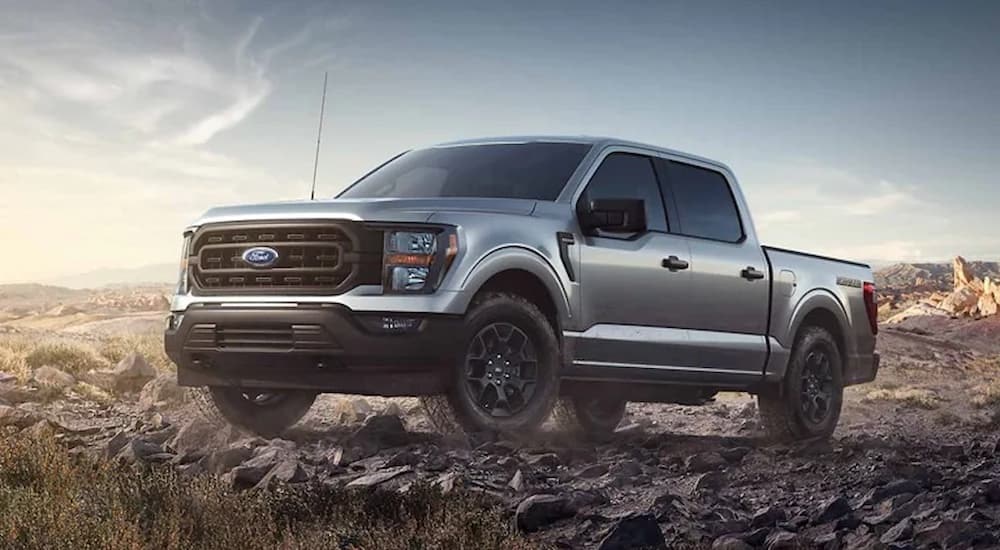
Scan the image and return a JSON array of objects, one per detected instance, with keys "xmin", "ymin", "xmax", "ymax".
[{"xmin": 338, "ymin": 142, "xmax": 591, "ymax": 201}]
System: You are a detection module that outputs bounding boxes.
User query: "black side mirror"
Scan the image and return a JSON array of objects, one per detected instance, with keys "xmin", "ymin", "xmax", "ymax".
[{"xmin": 580, "ymin": 198, "xmax": 646, "ymax": 233}]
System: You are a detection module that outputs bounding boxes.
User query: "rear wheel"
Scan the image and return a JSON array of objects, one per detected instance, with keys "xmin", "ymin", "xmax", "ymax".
[
  {"xmin": 431, "ymin": 292, "xmax": 560, "ymax": 436},
  {"xmin": 554, "ymin": 394, "xmax": 626, "ymax": 439},
  {"xmin": 196, "ymin": 387, "xmax": 317, "ymax": 438},
  {"xmin": 758, "ymin": 326, "xmax": 843, "ymax": 441}
]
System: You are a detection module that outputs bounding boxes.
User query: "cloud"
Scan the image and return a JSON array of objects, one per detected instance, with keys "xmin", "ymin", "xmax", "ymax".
[{"xmin": 842, "ymin": 180, "xmax": 918, "ymax": 216}]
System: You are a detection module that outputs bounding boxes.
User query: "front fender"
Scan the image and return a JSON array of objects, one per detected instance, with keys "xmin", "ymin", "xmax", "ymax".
[{"xmin": 457, "ymin": 246, "xmax": 572, "ymax": 324}]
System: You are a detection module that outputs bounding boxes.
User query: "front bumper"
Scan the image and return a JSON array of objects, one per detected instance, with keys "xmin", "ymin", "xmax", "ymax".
[{"xmin": 164, "ymin": 305, "xmax": 463, "ymax": 395}]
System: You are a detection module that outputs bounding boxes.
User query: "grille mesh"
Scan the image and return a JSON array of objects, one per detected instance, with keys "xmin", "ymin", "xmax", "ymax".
[{"xmin": 190, "ymin": 222, "xmax": 382, "ymax": 294}]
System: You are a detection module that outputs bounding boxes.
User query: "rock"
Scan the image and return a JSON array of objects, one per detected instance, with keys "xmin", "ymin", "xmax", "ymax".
[
  {"xmin": 863, "ymin": 494, "xmax": 919, "ymax": 526},
  {"xmin": 880, "ymin": 517, "xmax": 913, "ymax": 544},
  {"xmin": 346, "ymin": 466, "xmax": 412, "ymax": 488},
  {"xmin": 514, "ymin": 494, "xmax": 575, "ymax": 533},
  {"xmin": 31, "ymin": 366, "xmax": 76, "ymax": 391},
  {"xmin": 138, "ymin": 374, "xmax": 186, "ymax": 411},
  {"xmin": 885, "ymin": 302, "xmax": 950, "ymax": 324},
  {"xmin": 508, "ymin": 469, "xmax": 525, "ymax": 492},
  {"xmin": 381, "ymin": 401, "xmax": 403, "ymax": 417},
  {"xmin": 254, "ymin": 458, "xmax": 308, "ymax": 489},
  {"xmin": 913, "ymin": 520, "xmax": 980, "ymax": 547},
  {"xmin": 812, "ymin": 532, "xmax": 842, "ymax": 550},
  {"xmin": 0, "ymin": 404, "xmax": 42, "ymax": 429},
  {"xmin": 229, "ymin": 448, "xmax": 284, "ymax": 488},
  {"xmin": 169, "ymin": 417, "xmax": 230, "ymax": 456},
  {"xmin": 105, "ymin": 431, "xmax": 132, "ymax": 457},
  {"xmin": 861, "ymin": 479, "xmax": 922, "ymax": 505},
  {"xmin": 578, "ymin": 464, "xmax": 609, "ymax": 478},
  {"xmin": 597, "ymin": 512, "xmax": 665, "ymax": 550},
  {"xmin": 719, "ymin": 447, "xmax": 751, "ymax": 463},
  {"xmin": 609, "ymin": 459, "xmax": 642, "ymax": 478},
  {"xmin": 694, "ymin": 472, "xmax": 728, "ymax": 492},
  {"xmin": 117, "ymin": 438, "xmax": 166, "ymax": 463},
  {"xmin": 981, "ymin": 479, "xmax": 1000, "ymax": 504},
  {"xmin": 205, "ymin": 444, "xmax": 255, "ymax": 474},
  {"xmin": 85, "ymin": 353, "xmax": 157, "ymax": 394},
  {"xmin": 687, "ymin": 451, "xmax": 727, "ymax": 473},
  {"xmin": 764, "ymin": 530, "xmax": 800, "ymax": 550},
  {"xmin": 21, "ymin": 418, "xmax": 58, "ymax": 438},
  {"xmin": 939, "ymin": 286, "xmax": 980, "ymax": 316},
  {"xmin": 384, "ymin": 450, "xmax": 420, "ymax": 468},
  {"xmin": 433, "ymin": 472, "xmax": 460, "ymax": 493},
  {"xmin": 350, "ymin": 414, "xmax": 410, "ymax": 449},
  {"xmin": 334, "ymin": 397, "xmax": 373, "ymax": 424},
  {"xmin": 422, "ymin": 453, "xmax": 449, "ymax": 472},
  {"xmin": 712, "ymin": 535, "xmax": 753, "ymax": 550},
  {"xmin": 814, "ymin": 495, "xmax": 852, "ymax": 523},
  {"xmin": 527, "ymin": 453, "xmax": 560, "ymax": 468},
  {"xmin": 751, "ymin": 506, "xmax": 787, "ymax": 529}
]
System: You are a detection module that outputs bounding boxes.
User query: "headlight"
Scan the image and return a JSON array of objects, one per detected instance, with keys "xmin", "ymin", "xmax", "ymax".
[
  {"xmin": 176, "ymin": 233, "xmax": 192, "ymax": 294},
  {"xmin": 383, "ymin": 229, "xmax": 458, "ymax": 293}
]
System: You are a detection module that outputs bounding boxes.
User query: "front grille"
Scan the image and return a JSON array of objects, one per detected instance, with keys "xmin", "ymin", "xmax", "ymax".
[
  {"xmin": 190, "ymin": 222, "xmax": 383, "ymax": 295},
  {"xmin": 187, "ymin": 323, "xmax": 339, "ymax": 351}
]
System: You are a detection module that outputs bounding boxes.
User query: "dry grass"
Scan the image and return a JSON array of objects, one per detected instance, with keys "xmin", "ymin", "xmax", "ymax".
[
  {"xmin": 0, "ymin": 434, "xmax": 539, "ymax": 550},
  {"xmin": 971, "ymin": 380, "xmax": 1000, "ymax": 408},
  {"xmin": 863, "ymin": 387, "xmax": 941, "ymax": 409},
  {"xmin": 98, "ymin": 332, "xmax": 172, "ymax": 372},
  {"xmin": 0, "ymin": 331, "xmax": 173, "ymax": 385}
]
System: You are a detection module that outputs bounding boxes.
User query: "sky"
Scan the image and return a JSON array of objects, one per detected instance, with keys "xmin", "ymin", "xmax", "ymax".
[{"xmin": 1, "ymin": 0, "xmax": 999, "ymax": 284}]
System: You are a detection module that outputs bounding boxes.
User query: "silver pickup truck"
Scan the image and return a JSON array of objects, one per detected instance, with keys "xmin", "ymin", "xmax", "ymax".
[{"xmin": 165, "ymin": 136, "xmax": 879, "ymax": 441}]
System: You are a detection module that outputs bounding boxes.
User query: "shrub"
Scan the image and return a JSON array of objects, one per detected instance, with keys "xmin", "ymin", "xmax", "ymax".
[
  {"xmin": 0, "ymin": 434, "xmax": 539, "ymax": 549},
  {"xmin": 863, "ymin": 387, "xmax": 940, "ymax": 409},
  {"xmin": 23, "ymin": 341, "xmax": 107, "ymax": 376}
]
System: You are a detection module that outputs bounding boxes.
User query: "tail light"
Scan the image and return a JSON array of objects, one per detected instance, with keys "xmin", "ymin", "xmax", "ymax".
[{"xmin": 863, "ymin": 282, "xmax": 878, "ymax": 335}]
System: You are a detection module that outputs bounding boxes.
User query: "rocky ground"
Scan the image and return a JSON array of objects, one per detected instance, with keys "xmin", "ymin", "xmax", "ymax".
[
  {"xmin": 3, "ymin": 282, "xmax": 1000, "ymax": 549},
  {"xmin": 1, "ymin": 316, "xmax": 999, "ymax": 549}
]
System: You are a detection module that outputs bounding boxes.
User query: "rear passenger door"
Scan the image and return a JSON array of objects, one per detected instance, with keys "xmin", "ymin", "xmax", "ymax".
[{"xmin": 658, "ymin": 160, "xmax": 770, "ymax": 376}]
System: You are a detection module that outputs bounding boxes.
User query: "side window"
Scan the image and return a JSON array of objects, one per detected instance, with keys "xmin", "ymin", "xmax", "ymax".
[
  {"xmin": 579, "ymin": 153, "xmax": 668, "ymax": 234},
  {"xmin": 667, "ymin": 161, "xmax": 743, "ymax": 242}
]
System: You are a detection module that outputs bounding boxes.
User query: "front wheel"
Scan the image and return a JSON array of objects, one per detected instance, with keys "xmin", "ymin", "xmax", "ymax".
[
  {"xmin": 195, "ymin": 387, "xmax": 317, "ymax": 438},
  {"xmin": 758, "ymin": 326, "xmax": 844, "ymax": 441},
  {"xmin": 435, "ymin": 292, "xmax": 561, "ymax": 436}
]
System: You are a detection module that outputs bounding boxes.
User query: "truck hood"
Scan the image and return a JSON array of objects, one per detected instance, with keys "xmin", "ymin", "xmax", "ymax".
[{"xmin": 191, "ymin": 197, "xmax": 538, "ymax": 227}]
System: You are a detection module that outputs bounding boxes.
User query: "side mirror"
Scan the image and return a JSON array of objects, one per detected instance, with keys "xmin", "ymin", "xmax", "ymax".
[{"xmin": 580, "ymin": 198, "xmax": 646, "ymax": 233}]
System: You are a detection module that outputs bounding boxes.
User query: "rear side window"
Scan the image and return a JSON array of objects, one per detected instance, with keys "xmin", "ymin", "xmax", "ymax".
[
  {"xmin": 667, "ymin": 161, "xmax": 743, "ymax": 242},
  {"xmin": 579, "ymin": 153, "xmax": 668, "ymax": 233}
]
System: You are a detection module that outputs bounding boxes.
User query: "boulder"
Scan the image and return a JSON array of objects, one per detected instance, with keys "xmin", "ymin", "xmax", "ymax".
[
  {"xmin": 138, "ymin": 374, "xmax": 187, "ymax": 411},
  {"xmin": 515, "ymin": 494, "xmax": 575, "ymax": 533},
  {"xmin": 814, "ymin": 495, "xmax": 852, "ymax": 523},
  {"xmin": 31, "ymin": 366, "xmax": 76, "ymax": 392},
  {"xmin": 764, "ymin": 530, "xmax": 801, "ymax": 550},
  {"xmin": 84, "ymin": 353, "xmax": 157, "ymax": 394},
  {"xmin": 229, "ymin": 447, "xmax": 285, "ymax": 488},
  {"xmin": 346, "ymin": 465, "xmax": 412, "ymax": 488},
  {"xmin": 938, "ymin": 286, "xmax": 980, "ymax": 316},
  {"xmin": 686, "ymin": 451, "xmax": 727, "ymax": 473},
  {"xmin": 750, "ymin": 506, "xmax": 787, "ymax": 529},
  {"xmin": 712, "ymin": 535, "xmax": 753, "ymax": 550},
  {"xmin": 169, "ymin": 416, "xmax": 232, "ymax": 456},
  {"xmin": 349, "ymin": 414, "xmax": 411, "ymax": 449},
  {"xmin": 333, "ymin": 397, "xmax": 373, "ymax": 424},
  {"xmin": 0, "ymin": 404, "xmax": 43, "ymax": 429},
  {"xmin": 597, "ymin": 512, "xmax": 666, "ymax": 550}
]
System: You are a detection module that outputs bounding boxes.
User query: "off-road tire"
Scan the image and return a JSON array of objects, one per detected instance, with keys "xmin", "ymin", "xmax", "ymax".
[
  {"xmin": 441, "ymin": 291, "xmax": 561, "ymax": 437},
  {"xmin": 758, "ymin": 326, "xmax": 844, "ymax": 441},
  {"xmin": 554, "ymin": 395, "xmax": 627, "ymax": 440},
  {"xmin": 193, "ymin": 386, "xmax": 317, "ymax": 438},
  {"xmin": 419, "ymin": 394, "xmax": 464, "ymax": 435}
]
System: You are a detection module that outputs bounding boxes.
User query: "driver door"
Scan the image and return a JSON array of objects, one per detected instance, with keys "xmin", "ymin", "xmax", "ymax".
[{"xmin": 570, "ymin": 151, "xmax": 697, "ymax": 372}]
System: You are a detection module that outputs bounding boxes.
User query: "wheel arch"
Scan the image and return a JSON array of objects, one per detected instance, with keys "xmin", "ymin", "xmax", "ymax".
[
  {"xmin": 785, "ymin": 290, "xmax": 851, "ymax": 363},
  {"xmin": 459, "ymin": 246, "xmax": 571, "ymax": 331}
]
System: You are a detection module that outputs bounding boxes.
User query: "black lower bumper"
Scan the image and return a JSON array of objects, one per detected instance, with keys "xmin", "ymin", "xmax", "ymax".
[{"xmin": 164, "ymin": 305, "xmax": 463, "ymax": 396}]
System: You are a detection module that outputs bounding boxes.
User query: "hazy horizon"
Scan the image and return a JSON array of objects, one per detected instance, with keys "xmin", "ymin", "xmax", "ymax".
[{"xmin": 3, "ymin": 1, "xmax": 999, "ymax": 284}]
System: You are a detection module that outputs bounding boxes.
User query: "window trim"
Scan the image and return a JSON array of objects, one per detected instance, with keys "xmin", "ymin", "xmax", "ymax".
[
  {"xmin": 572, "ymin": 150, "xmax": 671, "ymax": 240},
  {"xmin": 656, "ymin": 158, "xmax": 747, "ymax": 245}
]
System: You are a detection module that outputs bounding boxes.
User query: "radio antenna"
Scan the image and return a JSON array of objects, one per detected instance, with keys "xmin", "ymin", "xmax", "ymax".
[{"xmin": 309, "ymin": 71, "xmax": 329, "ymax": 200}]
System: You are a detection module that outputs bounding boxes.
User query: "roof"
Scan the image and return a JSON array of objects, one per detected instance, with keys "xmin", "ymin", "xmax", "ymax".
[{"xmin": 428, "ymin": 135, "xmax": 733, "ymax": 174}]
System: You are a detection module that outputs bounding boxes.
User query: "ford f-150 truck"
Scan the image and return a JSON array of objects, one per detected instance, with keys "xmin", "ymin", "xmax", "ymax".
[{"xmin": 165, "ymin": 136, "xmax": 879, "ymax": 441}]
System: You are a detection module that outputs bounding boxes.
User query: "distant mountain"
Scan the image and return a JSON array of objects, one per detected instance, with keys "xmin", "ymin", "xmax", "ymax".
[
  {"xmin": 875, "ymin": 260, "xmax": 1000, "ymax": 293},
  {"xmin": 43, "ymin": 263, "xmax": 177, "ymax": 290}
]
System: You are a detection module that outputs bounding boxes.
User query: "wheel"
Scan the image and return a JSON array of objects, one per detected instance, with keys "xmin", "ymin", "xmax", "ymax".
[
  {"xmin": 554, "ymin": 394, "xmax": 627, "ymax": 439},
  {"xmin": 196, "ymin": 387, "xmax": 317, "ymax": 438},
  {"xmin": 441, "ymin": 292, "xmax": 560, "ymax": 436},
  {"xmin": 758, "ymin": 326, "xmax": 843, "ymax": 441}
]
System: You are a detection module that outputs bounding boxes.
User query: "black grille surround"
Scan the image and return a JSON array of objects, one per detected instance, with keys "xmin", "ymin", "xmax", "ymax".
[{"xmin": 189, "ymin": 221, "xmax": 383, "ymax": 295}]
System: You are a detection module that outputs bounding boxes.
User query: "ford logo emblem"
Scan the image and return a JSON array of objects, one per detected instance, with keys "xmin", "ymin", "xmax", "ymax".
[{"xmin": 242, "ymin": 247, "xmax": 279, "ymax": 268}]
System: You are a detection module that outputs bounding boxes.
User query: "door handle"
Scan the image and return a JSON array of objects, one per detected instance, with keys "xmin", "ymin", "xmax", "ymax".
[
  {"xmin": 662, "ymin": 256, "xmax": 690, "ymax": 271},
  {"xmin": 741, "ymin": 266, "xmax": 765, "ymax": 280}
]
